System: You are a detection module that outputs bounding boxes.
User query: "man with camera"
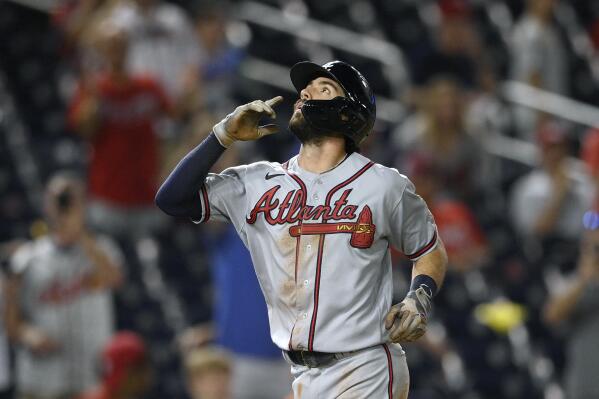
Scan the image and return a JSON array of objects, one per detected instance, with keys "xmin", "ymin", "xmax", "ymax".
[
  {"xmin": 543, "ymin": 224, "xmax": 599, "ymax": 399},
  {"xmin": 543, "ymin": 129, "xmax": 599, "ymax": 399},
  {"xmin": 4, "ymin": 173, "xmax": 123, "ymax": 399}
]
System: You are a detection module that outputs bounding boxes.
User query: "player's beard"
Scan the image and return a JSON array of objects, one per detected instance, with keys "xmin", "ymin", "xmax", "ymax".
[{"xmin": 288, "ymin": 103, "xmax": 325, "ymax": 145}]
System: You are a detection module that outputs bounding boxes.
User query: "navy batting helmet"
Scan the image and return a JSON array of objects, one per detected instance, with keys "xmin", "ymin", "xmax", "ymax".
[{"xmin": 290, "ymin": 60, "xmax": 376, "ymax": 147}]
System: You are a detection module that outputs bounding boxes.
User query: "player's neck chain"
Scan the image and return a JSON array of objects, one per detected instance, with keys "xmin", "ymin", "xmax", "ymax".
[
  {"xmin": 322, "ymin": 152, "xmax": 350, "ymax": 174},
  {"xmin": 298, "ymin": 152, "xmax": 350, "ymax": 176}
]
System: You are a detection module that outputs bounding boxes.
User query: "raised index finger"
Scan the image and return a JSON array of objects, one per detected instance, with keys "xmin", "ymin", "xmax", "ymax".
[{"xmin": 265, "ymin": 96, "xmax": 284, "ymax": 108}]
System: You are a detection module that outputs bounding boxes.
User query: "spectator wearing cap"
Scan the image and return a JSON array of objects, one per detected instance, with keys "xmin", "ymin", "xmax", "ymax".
[
  {"xmin": 510, "ymin": 0, "xmax": 568, "ymax": 139},
  {"xmin": 4, "ymin": 173, "xmax": 123, "ymax": 399},
  {"xmin": 510, "ymin": 122, "xmax": 595, "ymax": 242},
  {"xmin": 78, "ymin": 331, "xmax": 152, "ymax": 399},
  {"xmin": 184, "ymin": 347, "xmax": 232, "ymax": 399}
]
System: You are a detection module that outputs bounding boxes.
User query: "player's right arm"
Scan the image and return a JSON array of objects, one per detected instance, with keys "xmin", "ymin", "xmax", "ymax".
[{"xmin": 155, "ymin": 96, "xmax": 283, "ymax": 220}]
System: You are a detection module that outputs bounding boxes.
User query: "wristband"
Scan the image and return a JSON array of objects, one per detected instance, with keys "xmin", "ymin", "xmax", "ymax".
[
  {"xmin": 410, "ymin": 274, "xmax": 438, "ymax": 298},
  {"xmin": 212, "ymin": 117, "xmax": 235, "ymax": 148}
]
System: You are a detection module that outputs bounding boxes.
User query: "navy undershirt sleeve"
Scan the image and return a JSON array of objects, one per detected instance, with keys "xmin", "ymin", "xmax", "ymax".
[{"xmin": 155, "ymin": 132, "xmax": 226, "ymax": 219}]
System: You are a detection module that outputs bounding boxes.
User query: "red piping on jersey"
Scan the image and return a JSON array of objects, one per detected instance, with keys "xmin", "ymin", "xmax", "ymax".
[
  {"xmin": 200, "ymin": 185, "xmax": 210, "ymax": 222},
  {"xmin": 382, "ymin": 344, "xmax": 394, "ymax": 398},
  {"xmin": 308, "ymin": 234, "xmax": 325, "ymax": 352},
  {"xmin": 323, "ymin": 162, "xmax": 375, "ymax": 213},
  {"xmin": 308, "ymin": 161, "xmax": 374, "ymax": 351},
  {"xmin": 283, "ymin": 161, "xmax": 307, "ymax": 350},
  {"xmin": 405, "ymin": 230, "xmax": 437, "ymax": 259}
]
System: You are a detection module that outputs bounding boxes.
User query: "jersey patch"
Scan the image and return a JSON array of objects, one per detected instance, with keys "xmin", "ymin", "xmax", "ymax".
[
  {"xmin": 349, "ymin": 205, "xmax": 376, "ymax": 249},
  {"xmin": 288, "ymin": 205, "xmax": 376, "ymax": 249}
]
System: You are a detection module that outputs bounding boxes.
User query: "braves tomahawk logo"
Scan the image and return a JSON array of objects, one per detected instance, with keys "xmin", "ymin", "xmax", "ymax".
[{"xmin": 247, "ymin": 186, "xmax": 376, "ymax": 248}]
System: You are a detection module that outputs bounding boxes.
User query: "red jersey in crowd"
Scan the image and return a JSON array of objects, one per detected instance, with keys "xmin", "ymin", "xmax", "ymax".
[
  {"xmin": 69, "ymin": 74, "xmax": 172, "ymax": 206},
  {"xmin": 432, "ymin": 199, "xmax": 486, "ymax": 259},
  {"xmin": 77, "ymin": 332, "xmax": 149, "ymax": 399}
]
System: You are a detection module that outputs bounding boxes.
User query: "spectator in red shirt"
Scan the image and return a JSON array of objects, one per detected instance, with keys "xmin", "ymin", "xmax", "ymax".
[
  {"xmin": 78, "ymin": 332, "xmax": 152, "ymax": 399},
  {"xmin": 405, "ymin": 152, "xmax": 489, "ymax": 272},
  {"xmin": 69, "ymin": 23, "xmax": 174, "ymax": 238}
]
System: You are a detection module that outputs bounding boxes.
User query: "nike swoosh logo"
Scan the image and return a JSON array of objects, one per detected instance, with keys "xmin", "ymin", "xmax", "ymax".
[{"xmin": 265, "ymin": 172, "xmax": 285, "ymax": 180}]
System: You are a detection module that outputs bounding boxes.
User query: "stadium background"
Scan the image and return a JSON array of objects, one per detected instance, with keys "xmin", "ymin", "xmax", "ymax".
[{"xmin": 0, "ymin": 0, "xmax": 598, "ymax": 398}]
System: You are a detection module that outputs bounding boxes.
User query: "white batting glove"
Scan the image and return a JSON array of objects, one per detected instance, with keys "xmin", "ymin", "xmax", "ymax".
[
  {"xmin": 385, "ymin": 286, "xmax": 432, "ymax": 343},
  {"xmin": 213, "ymin": 96, "xmax": 284, "ymax": 147}
]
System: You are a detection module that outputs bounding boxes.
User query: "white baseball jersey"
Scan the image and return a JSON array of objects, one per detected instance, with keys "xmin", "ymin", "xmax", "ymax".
[
  {"xmin": 10, "ymin": 236, "xmax": 123, "ymax": 396},
  {"xmin": 195, "ymin": 152, "xmax": 437, "ymax": 353}
]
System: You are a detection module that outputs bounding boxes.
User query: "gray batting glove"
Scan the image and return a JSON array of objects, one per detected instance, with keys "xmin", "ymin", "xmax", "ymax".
[
  {"xmin": 213, "ymin": 96, "xmax": 284, "ymax": 147},
  {"xmin": 385, "ymin": 286, "xmax": 432, "ymax": 343}
]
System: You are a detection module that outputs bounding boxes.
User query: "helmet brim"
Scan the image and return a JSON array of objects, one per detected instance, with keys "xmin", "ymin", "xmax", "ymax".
[{"xmin": 290, "ymin": 61, "xmax": 345, "ymax": 94}]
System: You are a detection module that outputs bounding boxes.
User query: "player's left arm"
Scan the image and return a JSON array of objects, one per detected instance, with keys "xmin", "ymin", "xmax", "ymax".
[
  {"xmin": 411, "ymin": 238, "xmax": 447, "ymax": 296},
  {"xmin": 385, "ymin": 177, "xmax": 448, "ymax": 343},
  {"xmin": 385, "ymin": 240, "xmax": 447, "ymax": 343}
]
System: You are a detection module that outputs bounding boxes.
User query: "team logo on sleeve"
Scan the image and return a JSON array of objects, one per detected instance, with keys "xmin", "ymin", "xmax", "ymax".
[{"xmin": 247, "ymin": 186, "xmax": 376, "ymax": 248}]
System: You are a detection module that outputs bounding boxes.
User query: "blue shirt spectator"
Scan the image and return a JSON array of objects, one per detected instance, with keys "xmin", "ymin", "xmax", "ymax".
[{"xmin": 211, "ymin": 224, "xmax": 280, "ymax": 358}]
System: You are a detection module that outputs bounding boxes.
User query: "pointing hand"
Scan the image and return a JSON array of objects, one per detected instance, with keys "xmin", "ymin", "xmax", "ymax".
[{"xmin": 213, "ymin": 96, "xmax": 284, "ymax": 147}]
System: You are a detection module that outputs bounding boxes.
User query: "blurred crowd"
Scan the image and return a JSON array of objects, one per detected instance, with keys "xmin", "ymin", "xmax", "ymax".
[{"xmin": 0, "ymin": 0, "xmax": 599, "ymax": 398}]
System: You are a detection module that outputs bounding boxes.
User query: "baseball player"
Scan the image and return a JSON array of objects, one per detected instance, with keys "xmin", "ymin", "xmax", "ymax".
[{"xmin": 156, "ymin": 60, "xmax": 448, "ymax": 398}]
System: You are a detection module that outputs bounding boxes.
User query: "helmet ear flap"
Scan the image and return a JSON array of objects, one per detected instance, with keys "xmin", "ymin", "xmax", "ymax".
[{"xmin": 345, "ymin": 103, "xmax": 367, "ymax": 123}]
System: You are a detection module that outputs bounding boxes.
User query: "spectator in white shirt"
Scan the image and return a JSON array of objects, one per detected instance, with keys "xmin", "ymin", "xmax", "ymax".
[
  {"xmin": 510, "ymin": 122, "xmax": 594, "ymax": 242},
  {"xmin": 109, "ymin": 0, "xmax": 200, "ymax": 99}
]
